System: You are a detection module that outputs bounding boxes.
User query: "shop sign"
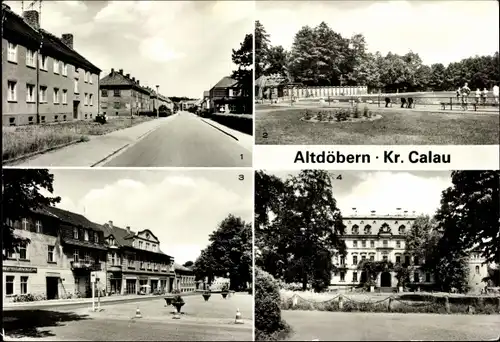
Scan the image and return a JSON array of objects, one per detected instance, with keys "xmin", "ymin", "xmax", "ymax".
[{"xmin": 3, "ymin": 266, "xmax": 37, "ymax": 273}]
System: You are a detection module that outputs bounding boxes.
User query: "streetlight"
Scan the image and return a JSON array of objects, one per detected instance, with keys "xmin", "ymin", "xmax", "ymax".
[{"xmin": 155, "ymin": 85, "xmax": 160, "ymax": 118}]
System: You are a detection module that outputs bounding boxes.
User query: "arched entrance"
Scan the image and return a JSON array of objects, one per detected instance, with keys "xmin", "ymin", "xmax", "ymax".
[
  {"xmin": 360, "ymin": 271, "xmax": 368, "ymax": 285},
  {"xmin": 380, "ymin": 272, "xmax": 392, "ymax": 287}
]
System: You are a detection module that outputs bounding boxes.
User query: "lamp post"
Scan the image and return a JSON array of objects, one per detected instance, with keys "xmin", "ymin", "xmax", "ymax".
[{"xmin": 156, "ymin": 85, "xmax": 159, "ymax": 118}]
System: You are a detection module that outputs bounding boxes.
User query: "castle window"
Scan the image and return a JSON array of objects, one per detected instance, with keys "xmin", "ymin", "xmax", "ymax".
[{"xmin": 352, "ymin": 225, "xmax": 359, "ymax": 234}]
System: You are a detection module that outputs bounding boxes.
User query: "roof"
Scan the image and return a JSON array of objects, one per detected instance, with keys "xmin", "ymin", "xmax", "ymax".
[
  {"xmin": 174, "ymin": 262, "xmax": 194, "ymax": 273},
  {"xmin": 42, "ymin": 206, "xmax": 103, "ymax": 231},
  {"xmin": 255, "ymin": 75, "xmax": 287, "ymax": 88},
  {"xmin": 203, "ymin": 91, "xmax": 210, "ymax": 98},
  {"xmin": 212, "ymin": 76, "xmax": 239, "ymax": 89},
  {"xmin": 2, "ymin": 7, "xmax": 100, "ymax": 74},
  {"xmin": 100, "ymin": 71, "xmax": 150, "ymax": 95}
]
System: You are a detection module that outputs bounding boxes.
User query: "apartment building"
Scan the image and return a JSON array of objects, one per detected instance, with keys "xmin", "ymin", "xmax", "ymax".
[
  {"xmin": 99, "ymin": 69, "xmax": 152, "ymax": 116},
  {"xmin": 100, "ymin": 222, "xmax": 176, "ymax": 295},
  {"xmin": 2, "ymin": 206, "xmax": 107, "ymax": 303},
  {"xmin": 2, "ymin": 5, "xmax": 101, "ymax": 126}
]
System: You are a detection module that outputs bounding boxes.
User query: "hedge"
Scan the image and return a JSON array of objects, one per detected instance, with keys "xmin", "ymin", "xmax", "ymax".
[{"xmin": 207, "ymin": 113, "xmax": 253, "ymax": 135}]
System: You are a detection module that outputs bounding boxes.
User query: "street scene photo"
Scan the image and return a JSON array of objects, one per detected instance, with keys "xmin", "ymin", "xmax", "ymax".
[
  {"xmin": 255, "ymin": 1, "xmax": 500, "ymax": 145},
  {"xmin": 2, "ymin": 168, "xmax": 253, "ymax": 341},
  {"xmin": 255, "ymin": 170, "xmax": 500, "ymax": 341},
  {"xmin": 2, "ymin": 0, "xmax": 254, "ymax": 167}
]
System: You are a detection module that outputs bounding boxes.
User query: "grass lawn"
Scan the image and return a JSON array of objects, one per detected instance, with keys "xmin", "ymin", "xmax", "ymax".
[
  {"xmin": 282, "ymin": 311, "xmax": 500, "ymax": 341},
  {"xmin": 255, "ymin": 108, "xmax": 499, "ymax": 145},
  {"xmin": 2, "ymin": 116, "xmax": 154, "ymax": 161}
]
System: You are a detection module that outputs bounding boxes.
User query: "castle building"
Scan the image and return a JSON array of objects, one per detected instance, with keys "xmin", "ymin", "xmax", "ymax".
[{"xmin": 2, "ymin": 5, "xmax": 101, "ymax": 126}]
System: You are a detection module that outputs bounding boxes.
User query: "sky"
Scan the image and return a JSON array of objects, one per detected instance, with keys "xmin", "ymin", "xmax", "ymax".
[
  {"xmin": 45, "ymin": 169, "xmax": 253, "ymax": 265},
  {"xmin": 264, "ymin": 170, "xmax": 453, "ymax": 217},
  {"xmin": 5, "ymin": 0, "xmax": 254, "ymax": 98},
  {"xmin": 257, "ymin": 0, "xmax": 500, "ymax": 65}
]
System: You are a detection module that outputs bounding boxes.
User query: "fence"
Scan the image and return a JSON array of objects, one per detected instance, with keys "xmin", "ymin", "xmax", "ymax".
[{"xmin": 282, "ymin": 86, "xmax": 368, "ymax": 99}]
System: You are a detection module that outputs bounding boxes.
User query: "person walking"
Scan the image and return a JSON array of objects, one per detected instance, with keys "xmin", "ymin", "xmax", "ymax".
[
  {"xmin": 493, "ymin": 84, "xmax": 499, "ymax": 106},
  {"xmin": 461, "ymin": 82, "xmax": 471, "ymax": 109},
  {"xmin": 482, "ymin": 87, "xmax": 488, "ymax": 106},
  {"xmin": 475, "ymin": 88, "xmax": 481, "ymax": 105}
]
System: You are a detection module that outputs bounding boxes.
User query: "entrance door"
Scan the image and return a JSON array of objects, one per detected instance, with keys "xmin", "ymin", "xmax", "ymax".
[
  {"xmin": 46, "ymin": 277, "xmax": 59, "ymax": 300},
  {"xmin": 73, "ymin": 101, "xmax": 80, "ymax": 119},
  {"xmin": 360, "ymin": 271, "xmax": 368, "ymax": 285},
  {"xmin": 380, "ymin": 272, "xmax": 392, "ymax": 287}
]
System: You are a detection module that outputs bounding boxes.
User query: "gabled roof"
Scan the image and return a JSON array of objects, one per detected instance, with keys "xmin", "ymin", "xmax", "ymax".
[
  {"xmin": 100, "ymin": 71, "xmax": 151, "ymax": 95},
  {"xmin": 2, "ymin": 6, "xmax": 100, "ymax": 74},
  {"xmin": 174, "ymin": 262, "xmax": 194, "ymax": 273},
  {"xmin": 212, "ymin": 76, "xmax": 239, "ymax": 89},
  {"xmin": 42, "ymin": 206, "xmax": 103, "ymax": 231}
]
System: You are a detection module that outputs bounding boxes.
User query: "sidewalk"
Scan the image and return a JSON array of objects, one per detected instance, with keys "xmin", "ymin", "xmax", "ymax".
[
  {"xmin": 7, "ymin": 116, "xmax": 175, "ymax": 167},
  {"xmin": 199, "ymin": 117, "xmax": 253, "ymax": 152}
]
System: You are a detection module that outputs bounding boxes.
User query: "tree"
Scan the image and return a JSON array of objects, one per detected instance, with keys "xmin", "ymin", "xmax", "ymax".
[
  {"xmin": 435, "ymin": 171, "xmax": 500, "ymax": 265},
  {"xmin": 2, "ymin": 169, "xmax": 61, "ymax": 258},
  {"xmin": 183, "ymin": 261, "xmax": 194, "ymax": 268},
  {"xmin": 429, "ymin": 63, "xmax": 446, "ymax": 90},
  {"xmin": 231, "ymin": 33, "xmax": 253, "ymax": 113},
  {"xmin": 255, "ymin": 170, "xmax": 346, "ymax": 291},
  {"xmin": 255, "ymin": 20, "xmax": 270, "ymax": 80},
  {"xmin": 265, "ymin": 45, "xmax": 288, "ymax": 77},
  {"xmin": 193, "ymin": 214, "xmax": 252, "ymax": 291}
]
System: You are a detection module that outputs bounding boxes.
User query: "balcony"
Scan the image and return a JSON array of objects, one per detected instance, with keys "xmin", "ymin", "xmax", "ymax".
[
  {"xmin": 108, "ymin": 264, "xmax": 122, "ymax": 272},
  {"xmin": 71, "ymin": 261, "xmax": 101, "ymax": 271}
]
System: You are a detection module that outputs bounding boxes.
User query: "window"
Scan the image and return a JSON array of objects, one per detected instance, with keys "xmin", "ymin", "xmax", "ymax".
[
  {"xmin": 352, "ymin": 225, "xmax": 359, "ymax": 234},
  {"xmin": 382, "ymin": 255, "xmax": 388, "ymax": 262},
  {"xmin": 353, "ymin": 240, "xmax": 357, "ymax": 248},
  {"xmin": 74, "ymin": 79, "xmax": 79, "ymax": 94},
  {"xmin": 114, "ymin": 102, "xmax": 120, "ymax": 109},
  {"xmin": 139, "ymin": 241, "xmax": 143, "ymax": 249},
  {"xmin": 84, "ymin": 93, "xmax": 88, "ymax": 105},
  {"xmin": 53, "ymin": 59, "xmax": 59, "ymax": 74},
  {"xmin": 111, "ymin": 252, "xmax": 116, "ymax": 265},
  {"xmin": 84, "ymin": 71, "xmax": 88, "ymax": 82},
  {"xmin": 383, "ymin": 240, "xmax": 388, "ymax": 247},
  {"xmin": 73, "ymin": 249, "xmax": 79, "ymax": 262},
  {"xmin": 352, "ymin": 272, "xmax": 358, "ymax": 282},
  {"xmin": 396, "ymin": 255, "xmax": 401, "ymax": 264},
  {"xmin": 361, "ymin": 255, "xmax": 366, "ymax": 262},
  {"xmin": 89, "ymin": 94, "xmax": 93, "ymax": 106},
  {"xmin": 35, "ymin": 220, "xmax": 42, "ymax": 233},
  {"xmin": 53, "ymin": 88, "xmax": 60, "ymax": 104},
  {"xmin": 353, "ymin": 255, "xmax": 358, "ymax": 265},
  {"xmin": 26, "ymin": 49, "xmax": 36, "ymax": 67},
  {"xmin": 102, "ymin": 89, "xmax": 108, "ymax": 97},
  {"xmin": 89, "ymin": 73, "xmax": 93, "ymax": 84},
  {"xmin": 405, "ymin": 255, "xmax": 410, "ymax": 265},
  {"xmin": 361, "ymin": 240, "xmax": 366, "ymax": 247},
  {"xmin": 6, "ymin": 276, "xmax": 14, "ymax": 295},
  {"xmin": 425, "ymin": 273, "xmax": 431, "ymax": 282},
  {"xmin": 48, "ymin": 245, "xmax": 55, "ymax": 262},
  {"xmin": 114, "ymin": 89, "xmax": 121, "ymax": 97},
  {"xmin": 399, "ymin": 225, "xmax": 406, "ymax": 235},
  {"xmin": 20, "ymin": 276, "xmax": 28, "ymax": 294},
  {"xmin": 152, "ymin": 244, "xmax": 156, "ymax": 251},
  {"xmin": 146, "ymin": 242, "xmax": 150, "ymax": 250},
  {"xmin": 84, "ymin": 230, "xmax": 89, "ymax": 241},
  {"xmin": 62, "ymin": 63, "xmax": 68, "ymax": 76},
  {"xmin": 396, "ymin": 241, "xmax": 401, "ymax": 248},
  {"xmin": 370, "ymin": 240, "xmax": 375, "ymax": 247},
  {"xmin": 39, "ymin": 86, "xmax": 47, "ymax": 103},
  {"xmin": 22, "ymin": 218, "xmax": 28, "ymax": 230},
  {"xmin": 414, "ymin": 272, "xmax": 420, "ymax": 283},
  {"xmin": 475, "ymin": 265, "xmax": 480, "ymax": 274},
  {"xmin": 7, "ymin": 42, "xmax": 17, "ymax": 62},
  {"xmin": 84, "ymin": 252, "xmax": 90, "ymax": 262},
  {"xmin": 7, "ymin": 81, "xmax": 17, "ymax": 102},
  {"xmin": 40, "ymin": 55, "xmax": 48, "ymax": 70},
  {"xmin": 364, "ymin": 225, "xmax": 372, "ymax": 234},
  {"xmin": 340, "ymin": 256, "xmax": 345, "ymax": 265},
  {"xmin": 26, "ymin": 84, "xmax": 35, "ymax": 102},
  {"xmin": 19, "ymin": 244, "xmax": 27, "ymax": 260},
  {"xmin": 94, "ymin": 232, "xmax": 99, "ymax": 243},
  {"xmin": 73, "ymin": 227, "xmax": 79, "ymax": 239},
  {"xmin": 340, "ymin": 271, "xmax": 345, "ymax": 282},
  {"xmin": 414, "ymin": 256, "xmax": 419, "ymax": 265},
  {"xmin": 62, "ymin": 90, "xmax": 68, "ymax": 104},
  {"xmin": 369, "ymin": 255, "xmax": 375, "ymax": 261},
  {"xmin": 41, "ymin": 116, "xmax": 46, "ymax": 123}
]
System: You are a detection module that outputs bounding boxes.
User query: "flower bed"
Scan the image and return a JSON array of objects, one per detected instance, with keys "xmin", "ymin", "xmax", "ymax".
[{"xmin": 300, "ymin": 106, "xmax": 382, "ymax": 124}]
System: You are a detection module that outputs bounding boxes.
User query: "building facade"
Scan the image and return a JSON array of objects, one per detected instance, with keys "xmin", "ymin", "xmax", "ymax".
[
  {"xmin": 99, "ymin": 69, "xmax": 152, "ymax": 116},
  {"xmin": 330, "ymin": 210, "xmax": 433, "ymax": 290},
  {"xmin": 173, "ymin": 263, "xmax": 196, "ymax": 293},
  {"xmin": 2, "ymin": 6, "xmax": 100, "ymax": 126},
  {"xmin": 3, "ymin": 206, "xmax": 106, "ymax": 303},
  {"xmin": 209, "ymin": 76, "xmax": 249, "ymax": 114},
  {"xmin": 100, "ymin": 222, "xmax": 176, "ymax": 296}
]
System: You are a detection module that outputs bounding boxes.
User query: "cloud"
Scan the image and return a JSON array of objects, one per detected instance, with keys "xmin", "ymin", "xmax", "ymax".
[
  {"xmin": 139, "ymin": 37, "xmax": 185, "ymax": 63},
  {"xmin": 54, "ymin": 175, "xmax": 252, "ymax": 263}
]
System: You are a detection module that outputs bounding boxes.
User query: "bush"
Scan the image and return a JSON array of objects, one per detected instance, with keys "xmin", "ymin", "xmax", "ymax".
[
  {"xmin": 352, "ymin": 104, "xmax": 360, "ymax": 118},
  {"xmin": 255, "ymin": 268, "xmax": 292, "ymax": 340},
  {"xmin": 363, "ymin": 105, "xmax": 369, "ymax": 117},
  {"xmin": 95, "ymin": 114, "xmax": 107, "ymax": 124},
  {"xmin": 335, "ymin": 109, "xmax": 350, "ymax": 122},
  {"xmin": 209, "ymin": 113, "xmax": 252, "ymax": 135}
]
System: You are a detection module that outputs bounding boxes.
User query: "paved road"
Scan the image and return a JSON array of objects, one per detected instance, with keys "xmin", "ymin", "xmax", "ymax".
[
  {"xmin": 282, "ymin": 310, "xmax": 500, "ymax": 341},
  {"xmin": 103, "ymin": 111, "xmax": 252, "ymax": 167}
]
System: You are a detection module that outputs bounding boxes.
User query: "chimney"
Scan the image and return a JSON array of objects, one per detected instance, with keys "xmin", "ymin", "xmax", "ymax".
[
  {"xmin": 137, "ymin": 80, "xmax": 140, "ymax": 85},
  {"xmin": 126, "ymin": 226, "xmax": 130, "ymax": 234},
  {"xmin": 126, "ymin": 73, "xmax": 130, "ymax": 78},
  {"xmin": 108, "ymin": 220, "xmax": 113, "ymax": 228},
  {"xmin": 132, "ymin": 77, "xmax": 135, "ymax": 82},
  {"xmin": 61, "ymin": 33, "xmax": 74, "ymax": 49},
  {"xmin": 370, "ymin": 210, "xmax": 376, "ymax": 216},
  {"xmin": 23, "ymin": 10, "xmax": 40, "ymax": 30},
  {"xmin": 119, "ymin": 69, "xmax": 123, "ymax": 75},
  {"xmin": 111, "ymin": 68, "xmax": 115, "ymax": 74}
]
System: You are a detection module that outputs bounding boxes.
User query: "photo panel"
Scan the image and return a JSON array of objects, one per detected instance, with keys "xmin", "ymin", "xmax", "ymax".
[
  {"xmin": 254, "ymin": 1, "xmax": 499, "ymax": 170},
  {"xmin": 2, "ymin": 168, "xmax": 254, "ymax": 341},
  {"xmin": 2, "ymin": 0, "xmax": 254, "ymax": 168},
  {"xmin": 254, "ymin": 169, "xmax": 500, "ymax": 341}
]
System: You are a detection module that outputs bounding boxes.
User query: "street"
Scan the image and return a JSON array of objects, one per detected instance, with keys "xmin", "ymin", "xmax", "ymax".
[
  {"xmin": 3, "ymin": 294, "xmax": 253, "ymax": 341},
  {"xmin": 102, "ymin": 111, "xmax": 252, "ymax": 167}
]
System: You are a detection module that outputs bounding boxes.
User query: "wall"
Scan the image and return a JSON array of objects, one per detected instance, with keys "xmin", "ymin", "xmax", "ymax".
[
  {"xmin": 100, "ymin": 88, "xmax": 134, "ymax": 116},
  {"xmin": 467, "ymin": 253, "xmax": 489, "ymax": 293},
  {"xmin": 2, "ymin": 38, "xmax": 99, "ymax": 125}
]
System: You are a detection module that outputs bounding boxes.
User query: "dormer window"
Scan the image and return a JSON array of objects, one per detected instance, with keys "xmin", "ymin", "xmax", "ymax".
[
  {"xmin": 398, "ymin": 225, "xmax": 406, "ymax": 235},
  {"xmin": 109, "ymin": 237, "xmax": 115, "ymax": 246},
  {"xmin": 351, "ymin": 225, "xmax": 359, "ymax": 235},
  {"xmin": 364, "ymin": 225, "xmax": 372, "ymax": 235},
  {"xmin": 84, "ymin": 230, "xmax": 89, "ymax": 241},
  {"xmin": 73, "ymin": 227, "xmax": 78, "ymax": 239},
  {"xmin": 94, "ymin": 232, "xmax": 99, "ymax": 243}
]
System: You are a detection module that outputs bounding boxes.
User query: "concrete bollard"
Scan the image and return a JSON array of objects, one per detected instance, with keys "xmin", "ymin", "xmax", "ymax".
[
  {"xmin": 388, "ymin": 297, "xmax": 393, "ymax": 312},
  {"xmin": 338, "ymin": 296, "xmax": 344, "ymax": 310},
  {"xmin": 292, "ymin": 294, "xmax": 298, "ymax": 308},
  {"xmin": 444, "ymin": 296, "xmax": 450, "ymax": 314}
]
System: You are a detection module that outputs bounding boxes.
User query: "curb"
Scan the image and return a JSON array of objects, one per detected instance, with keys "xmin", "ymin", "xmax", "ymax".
[
  {"xmin": 200, "ymin": 118, "xmax": 239, "ymax": 141},
  {"xmin": 2, "ymin": 139, "xmax": 85, "ymax": 166}
]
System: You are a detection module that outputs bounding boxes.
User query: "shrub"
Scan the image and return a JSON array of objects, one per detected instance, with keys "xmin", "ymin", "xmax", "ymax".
[
  {"xmin": 303, "ymin": 110, "xmax": 313, "ymax": 120},
  {"xmin": 95, "ymin": 114, "xmax": 107, "ymax": 124},
  {"xmin": 255, "ymin": 268, "xmax": 292, "ymax": 340},
  {"xmin": 363, "ymin": 105, "xmax": 369, "ymax": 117},
  {"xmin": 209, "ymin": 113, "xmax": 252, "ymax": 135},
  {"xmin": 335, "ymin": 109, "xmax": 350, "ymax": 122},
  {"xmin": 352, "ymin": 104, "xmax": 360, "ymax": 118}
]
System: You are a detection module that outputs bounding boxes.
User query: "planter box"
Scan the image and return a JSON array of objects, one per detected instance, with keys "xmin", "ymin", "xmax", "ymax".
[
  {"xmin": 221, "ymin": 292, "xmax": 228, "ymax": 299},
  {"xmin": 173, "ymin": 302, "xmax": 184, "ymax": 313},
  {"xmin": 202, "ymin": 294, "xmax": 211, "ymax": 302},
  {"xmin": 164, "ymin": 296, "xmax": 174, "ymax": 306}
]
